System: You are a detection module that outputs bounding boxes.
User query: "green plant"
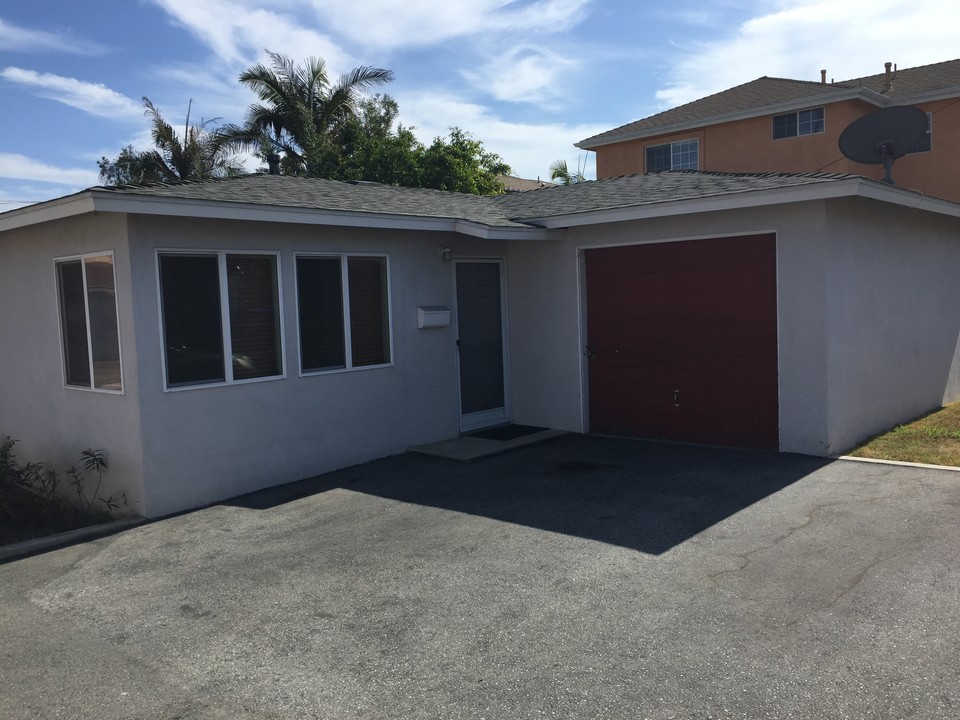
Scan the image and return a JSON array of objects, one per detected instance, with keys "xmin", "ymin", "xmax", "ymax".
[
  {"xmin": 68, "ymin": 448, "xmax": 117, "ymax": 512},
  {"xmin": 0, "ymin": 435, "xmax": 59, "ymax": 498}
]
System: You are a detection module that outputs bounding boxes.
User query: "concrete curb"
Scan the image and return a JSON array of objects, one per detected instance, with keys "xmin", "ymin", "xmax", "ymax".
[
  {"xmin": 836, "ymin": 455, "xmax": 960, "ymax": 472},
  {"xmin": 0, "ymin": 516, "xmax": 146, "ymax": 563}
]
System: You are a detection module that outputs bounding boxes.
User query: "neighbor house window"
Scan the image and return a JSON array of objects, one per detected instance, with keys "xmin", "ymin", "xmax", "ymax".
[
  {"xmin": 296, "ymin": 254, "xmax": 391, "ymax": 373},
  {"xmin": 158, "ymin": 251, "xmax": 283, "ymax": 388},
  {"xmin": 646, "ymin": 138, "xmax": 699, "ymax": 172},
  {"xmin": 773, "ymin": 107, "xmax": 825, "ymax": 139},
  {"xmin": 55, "ymin": 253, "xmax": 123, "ymax": 392},
  {"xmin": 907, "ymin": 112, "xmax": 932, "ymax": 154}
]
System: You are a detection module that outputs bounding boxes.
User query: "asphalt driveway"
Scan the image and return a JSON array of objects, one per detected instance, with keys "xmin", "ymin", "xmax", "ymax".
[{"xmin": 2, "ymin": 434, "xmax": 959, "ymax": 719}]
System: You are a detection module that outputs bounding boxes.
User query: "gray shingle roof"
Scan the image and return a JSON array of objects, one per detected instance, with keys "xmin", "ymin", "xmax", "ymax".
[
  {"xmin": 579, "ymin": 58, "xmax": 960, "ymax": 148},
  {"xmin": 493, "ymin": 169, "xmax": 860, "ymax": 221},
  {"xmin": 91, "ymin": 170, "xmax": 861, "ymax": 229},
  {"xmin": 94, "ymin": 174, "xmax": 532, "ymax": 228}
]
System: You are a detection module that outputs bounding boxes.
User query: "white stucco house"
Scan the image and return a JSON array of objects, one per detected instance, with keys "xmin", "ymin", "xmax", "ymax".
[{"xmin": 2, "ymin": 170, "xmax": 960, "ymax": 517}]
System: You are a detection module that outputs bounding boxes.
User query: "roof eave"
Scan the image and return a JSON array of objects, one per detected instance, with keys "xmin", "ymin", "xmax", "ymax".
[
  {"xmin": 576, "ymin": 87, "xmax": 888, "ymax": 150},
  {"xmin": 0, "ymin": 192, "xmax": 97, "ymax": 233},
  {"xmin": 510, "ymin": 178, "xmax": 960, "ymax": 228},
  {"xmin": 1, "ymin": 189, "xmax": 550, "ymax": 240}
]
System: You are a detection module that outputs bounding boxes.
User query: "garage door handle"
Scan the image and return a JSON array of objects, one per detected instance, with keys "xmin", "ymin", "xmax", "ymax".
[
  {"xmin": 585, "ymin": 344, "xmax": 597, "ymax": 359},
  {"xmin": 674, "ymin": 389, "xmax": 680, "ymax": 407}
]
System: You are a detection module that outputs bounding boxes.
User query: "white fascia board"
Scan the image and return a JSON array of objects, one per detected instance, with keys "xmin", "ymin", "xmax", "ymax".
[
  {"xmin": 897, "ymin": 86, "xmax": 960, "ymax": 106},
  {"xmin": 515, "ymin": 179, "xmax": 870, "ymax": 228},
  {"xmin": 0, "ymin": 193, "xmax": 96, "ymax": 233},
  {"xmin": 453, "ymin": 217, "xmax": 550, "ymax": 240},
  {"xmin": 577, "ymin": 88, "xmax": 885, "ymax": 149},
  {"xmin": 855, "ymin": 182, "xmax": 960, "ymax": 219},
  {"xmin": 516, "ymin": 179, "xmax": 960, "ymax": 228},
  {"xmin": 87, "ymin": 192, "xmax": 547, "ymax": 240}
]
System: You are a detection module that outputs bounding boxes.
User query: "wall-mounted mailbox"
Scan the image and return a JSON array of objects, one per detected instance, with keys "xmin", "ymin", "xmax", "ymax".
[{"xmin": 418, "ymin": 305, "xmax": 451, "ymax": 328}]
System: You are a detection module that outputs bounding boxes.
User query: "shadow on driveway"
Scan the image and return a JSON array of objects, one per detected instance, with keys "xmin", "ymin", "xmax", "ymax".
[{"xmin": 227, "ymin": 434, "xmax": 830, "ymax": 555}]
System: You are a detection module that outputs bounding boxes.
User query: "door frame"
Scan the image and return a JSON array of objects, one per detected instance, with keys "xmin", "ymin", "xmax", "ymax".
[{"xmin": 453, "ymin": 257, "xmax": 510, "ymax": 432}]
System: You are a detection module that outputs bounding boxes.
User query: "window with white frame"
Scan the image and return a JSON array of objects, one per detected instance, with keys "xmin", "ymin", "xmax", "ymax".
[
  {"xmin": 55, "ymin": 253, "xmax": 123, "ymax": 392},
  {"xmin": 296, "ymin": 254, "xmax": 391, "ymax": 373},
  {"xmin": 772, "ymin": 107, "xmax": 825, "ymax": 139},
  {"xmin": 907, "ymin": 112, "xmax": 932, "ymax": 154},
  {"xmin": 646, "ymin": 138, "xmax": 699, "ymax": 172},
  {"xmin": 158, "ymin": 251, "xmax": 282, "ymax": 388}
]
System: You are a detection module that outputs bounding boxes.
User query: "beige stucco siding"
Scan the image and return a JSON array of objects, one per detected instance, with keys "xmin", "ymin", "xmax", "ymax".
[
  {"xmin": 0, "ymin": 213, "xmax": 145, "ymax": 512},
  {"xmin": 595, "ymin": 98, "xmax": 960, "ymax": 203},
  {"xmin": 126, "ymin": 215, "xmax": 501, "ymax": 516}
]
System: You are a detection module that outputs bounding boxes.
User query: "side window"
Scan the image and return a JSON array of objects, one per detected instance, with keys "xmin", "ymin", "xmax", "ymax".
[
  {"xmin": 773, "ymin": 107, "xmax": 824, "ymax": 139},
  {"xmin": 158, "ymin": 252, "xmax": 282, "ymax": 388},
  {"xmin": 296, "ymin": 254, "xmax": 391, "ymax": 374},
  {"xmin": 646, "ymin": 139, "xmax": 699, "ymax": 172},
  {"xmin": 55, "ymin": 253, "xmax": 122, "ymax": 392},
  {"xmin": 907, "ymin": 113, "xmax": 932, "ymax": 154}
]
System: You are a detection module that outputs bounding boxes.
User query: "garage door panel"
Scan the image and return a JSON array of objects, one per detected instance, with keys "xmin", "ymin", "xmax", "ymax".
[
  {"xmin": 591, "ymin": 408, "xmax": 778, "ymax": 447},
  {"xmin": 586, "ymin": 234, "xmax": 778, "ymax": 450},
  {"xmin": 591, "ymin": 382, "xmax": 776, "ymax": 417},
  {"xmin": 590, "ymin": 367, "xmax": 778, "ymax": 394}
]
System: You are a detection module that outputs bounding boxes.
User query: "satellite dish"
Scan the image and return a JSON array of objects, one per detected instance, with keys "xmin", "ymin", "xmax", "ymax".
[{"xmin": 838, "ymin": 106, "xmax": 928, "ymax": 186}]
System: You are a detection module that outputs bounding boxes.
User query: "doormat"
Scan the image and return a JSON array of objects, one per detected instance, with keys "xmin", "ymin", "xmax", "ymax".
[{"xmin": 468, "ymin": 424, "xmax": 548, "ymax": 441}]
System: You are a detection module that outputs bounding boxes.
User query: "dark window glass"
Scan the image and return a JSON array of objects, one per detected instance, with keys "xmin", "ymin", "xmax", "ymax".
[
  {"xmin": 773, "ymin": 113, "xmax": 797, "ymax": 139},
  {"xmin": 297, "ymin": 257, "xmax": 346, "ymax": 371},
  {"xmin": 908, "ymin": 113, "xmax": 932, "ymax": 153},
  {"xmin": 159, "ymin": 254, "xmax": 225, "ymax": 386},
  {"xmin": 57, "ymin": 260, "xmax": 91, "ymax": 387},
  {"xmin": 348, "ymin": 256, "xmax": 390, "ymax": 367},
  {"xmin": 227, "ymin": 254, "xmax": 282, "ymax": 380},
  {"xmin": 774, "ymin": 108, "xmax": 823, "ymax": 139},
  {"xmin": 84, "ymin": 255, "xmax": 122, "ymax": 390},
  {"xmin": 646, "ymin": 143, "xmax": 672, "ymax": 173}
]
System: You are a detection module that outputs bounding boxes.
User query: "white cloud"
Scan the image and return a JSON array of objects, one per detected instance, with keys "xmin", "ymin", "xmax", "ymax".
[
  {"xmin": 462, "ymin": 46, "xmax": 579, "ymax": 105},
  {"xmin": 149, "ymin": 0, "xmax": 354, "ymax": 71},
  {"xmin": 0, "ymin": 153, "xmax": 100, "ymax": 186},
  {"xmin": 0, "ymin": 17, "xmax": 106, "ymax": 55},
  {"xmin": 655, "ymin": 0, "xmax": 960, "ymax": 108},
  {"xmin": 306, "ymin": 0, "xmax": 591, "ymax": 51},
  {"xmin": 396, "ymin": 90, "xmax": 606, "ymax": 181},
  {"xmin": 0, "ymin": 68, "xmax": 143, "ymax": 119}
]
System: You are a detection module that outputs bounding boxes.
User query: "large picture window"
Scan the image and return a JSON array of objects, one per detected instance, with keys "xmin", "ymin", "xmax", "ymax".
[
  {"xmin": 646, "ymin": 138, "xmax": 699, "ymax": 172},
  {"xmin": 296, "ymin": 254, "xmax": 391, "ymax": 373},
  {"xmin": 55, "ymin": 253, "xmax": 123, "ymax": 392},
  {"xmin": 158, "ymin": 251, "xmax": 282, "ymax": 388}
]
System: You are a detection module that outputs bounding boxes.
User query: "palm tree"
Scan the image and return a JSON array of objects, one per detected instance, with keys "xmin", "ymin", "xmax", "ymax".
[
  {"xmin": 234, "ymin": 51, "xmax": 394, "ymax": 175},
  {"xmin": 549, "ymin": 156, "xmax": 588, "ymax": 185},
  {"xmin": 98, "ymin": 98, "xmax": 245, "ymax": 184}
]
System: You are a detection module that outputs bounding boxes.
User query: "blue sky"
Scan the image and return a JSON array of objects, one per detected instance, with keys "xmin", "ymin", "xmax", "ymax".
[{"xmin": 1, "ymin": 0, "xmax": 957, "ymax": 209}]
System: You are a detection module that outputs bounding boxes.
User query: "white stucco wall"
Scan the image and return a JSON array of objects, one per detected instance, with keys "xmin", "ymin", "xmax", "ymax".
[
  {"xmin": 126, "ymin": 215, "xmax": 503, "ymax": 516},
  {"xmin": 507, "ymin": 199, "xmax": 960, "ymax": 457},
  {"xmin": 0, "ymin": 213, "xmax": 145, "ymax": 512},
  {"xmin": 822, "ymin": 198, "xmax": 960, "ymax": 453}
]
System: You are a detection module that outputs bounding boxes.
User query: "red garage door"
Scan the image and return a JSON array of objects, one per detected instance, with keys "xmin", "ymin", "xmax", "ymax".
[{"xmin": 585, "ymin": 234, "xmax": 778, "ymax": 450}]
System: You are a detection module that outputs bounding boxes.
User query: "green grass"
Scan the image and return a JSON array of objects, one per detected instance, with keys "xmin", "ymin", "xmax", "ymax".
[{"xmin": 848, "ymin": 403, "xmax": 960, "ymax": 466}]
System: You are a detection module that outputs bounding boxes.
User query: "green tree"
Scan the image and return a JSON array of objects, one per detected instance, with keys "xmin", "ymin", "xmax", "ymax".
[
  {"xmin": 98, "ymin": 98, "xmax": 245, "ymax": 185},
  {"xmin": 299, "ymin": 94, "xmax": 511, "ymax": 195},
  {"xmin": 421, "ymin": 128, "xmax": 510, "ymax": 195},
  {"xmin": 234, "ymin": 51, "xmax": 394, "ymax": 175}
]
